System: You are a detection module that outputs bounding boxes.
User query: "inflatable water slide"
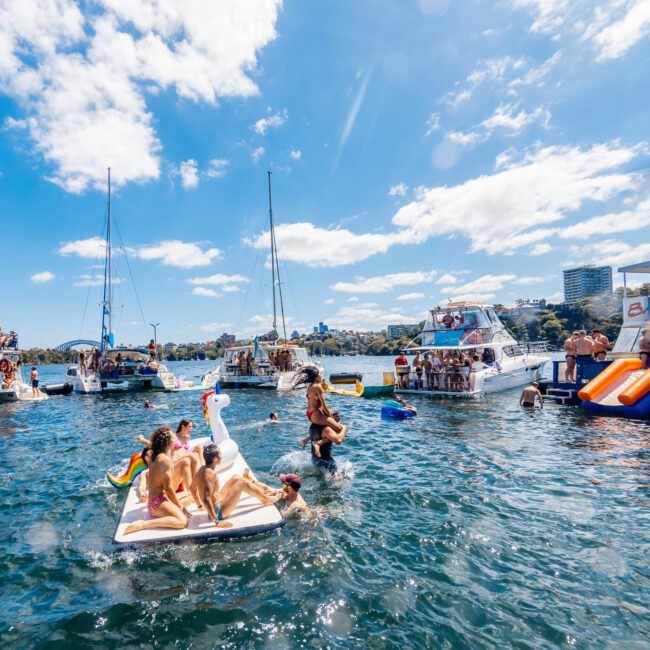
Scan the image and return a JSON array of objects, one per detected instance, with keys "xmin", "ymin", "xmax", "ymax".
[{"xmin": 579, "ymin": 359, "xmax": 650, "ymax": 418}]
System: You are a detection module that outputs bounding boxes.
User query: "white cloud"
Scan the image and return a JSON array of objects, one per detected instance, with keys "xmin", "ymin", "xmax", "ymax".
[
  {"xmin": 448, "ymin": 130, "xmax": 481, "ymax": 146},
  {"xmin": 397, "ymin": 292, "xmax": 425, "ymax": 300},
  {"xmin": 324, "ymin": 298, "xmax": 335, "ymax": 304},
  {"xmin": 332, "ymin": 270, "xmax": 437, "ymax": 294},
  {"xmin": 136, "ymin": 241, "xmax": 221, "ymax": 268},
  {"xmin": 388, "ymin": 182, "xmax": 408, "ymax": 196},
  {"xmin": 178, "ymin": 159, "xmax": 199, "ymax": 189},
  {"xmin": 512, "ymin": 0, "xmax": 568, "ymax": 34},
  {"xmin": 204, "ymin": 158, "xmax": 229, "ymax": 179},
  {"xmin": 425, "ymin": 112, "xmax": 441, "ymax": 135},
  {"xmin": 545, "ymin": 291, "xmax": 564, "ymax": 303},
  {"xmin": 199, "ymin": 322, "xmax": 232, "ymax": 334},
  {"xmin": 445, "ymin": 274, "xmax": 517, "ymax": 296},
  {"xmin": 221, "ymin": 285, "xmax": 241, "ymax": 293},
  {"xmin": 348, "ymin": 296, "xmax": 359, "ymax": 302},
  {"xmin": 0, "ymin": 0, "xmax": 281, "ymax": 193},
  {"xmin": 330, "ymin": 304, "xmax": 423, "ymax": 329},
  {"xmin": 251, "ymin": 146, "xmax": 265, "ymax": 163},
  {"xmin": 392, "ymin": 142, "xmax": 646, "ymax": 255},
  {"xmin": 591, "ymin": 1, "xmax": 650, "ymax": 61},
  {"xmin": 187, "ymin": 273, "xmax": 249, "ymax": 286},
  {"xmin": 31, "ymin": 271, "xmax": 55, "ymax": 283},
  {"xmin": 253, "ymin": 108, "xmax": 287, "ymax": 135},
  {"xmin": 436, "ymin": 273, "xmax": 460, "ymax": 284},
  {"xmin": 74, "ymin": 274, "xmax": 124, "ymax": 287},
  {"xmin": 559, "ymin": 197, "xmax": 650, "ymax": 240},
  {"xmin": 59, "ymin": 236, "xmax": 106, "ymax": 258},
  {"xmin": 340, "ymin": 68, "xmax": 372, "ymax": 152},
  {"xmin": 509, "ymin": 52, "xmax": 561, "ymax": 88},
  {"xmin": 289, "ymin": 149, "xmax": 301, "ymax": 160},
  {"xmin": 568, "ymin": 239, "xmax": 650, "ymax": 269},
  {"xmin": 245, "ymin": 222, "xmax": 404, "ymax": 268},
  {"xmin": 480, "ymin": 103, "xmax": 550, "ymax": 134},
  {"xmin": 513, "ymin": 275, "xmax": 552, "ymax": 285},
  {"xmin": 192, "ymin": 287, "xmax": 220, "ymax": 298},
  {"xmin": 530, "ymin": 242, "xmax": 554, "ymax": 255}
]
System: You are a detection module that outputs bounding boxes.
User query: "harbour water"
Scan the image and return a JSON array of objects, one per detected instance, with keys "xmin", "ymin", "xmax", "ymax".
[{"xmin": 1, "ymin": 357, "xmax": 649, "ymax": 647}]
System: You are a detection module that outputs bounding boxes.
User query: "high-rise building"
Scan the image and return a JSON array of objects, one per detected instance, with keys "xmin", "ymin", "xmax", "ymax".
[
  {"xmin": 313, "ymin": 322, "xmax": 329, "ymax": 334},
  {"xmin": 563, "ymin": 265, "xmax": 612, "ymax": 303},
  {"xmin": 219, "ymin": 333, "xmax": 236, "ymax": 346}
]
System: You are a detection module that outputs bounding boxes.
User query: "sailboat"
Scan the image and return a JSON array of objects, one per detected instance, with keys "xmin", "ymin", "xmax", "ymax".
[
  {"xmin": 201, "ymin": 172, "xmax": 321, "ymax": 390},
  {"xmin": 67, "ymin": 168, "xmax": 177, "ymax": 393}
]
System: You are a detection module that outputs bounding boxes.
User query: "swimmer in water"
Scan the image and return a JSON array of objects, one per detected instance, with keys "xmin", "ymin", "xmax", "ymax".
[
  {"xmin": 269, "ymin": 412, "xmax": 279, "ymax": 422},
  {"xmin": 144, "ymin": 400, "xmax": 154, "ymax": 409},
  {"xmin": 244, "ymin": 473, "xmax": 309, "ymax": 517},
  {"xmin": 519, "ymin": 382, "xmax": 544, "ymax": 409}
]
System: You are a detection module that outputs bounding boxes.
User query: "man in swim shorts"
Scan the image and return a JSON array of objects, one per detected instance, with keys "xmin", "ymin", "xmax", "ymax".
[
  {"xmin": 591, "ymin": 329, "xmax": 610, "ymax": 361},
  {"xmin": 307, "ymin": 415, "xmax": 347, "ymax": 475},
  {"xmin": 575, "ymin": 330, "xmax": 594, "ymax": 364},
  {"xmin": 519, "ymin": 382, "xmax": 544, "ymax": 409},
  {"xmin": 564, "ymin": 331, "xmax": 579, "ymax": 381}
]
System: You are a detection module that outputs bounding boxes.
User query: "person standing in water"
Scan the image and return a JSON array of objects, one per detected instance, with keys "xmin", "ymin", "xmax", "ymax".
[
  {"xmin": 293, "ymin": 367, "xmax": 347, "ymax": 474},
  {"xmin": 519, "ymin": 382, "xmax": 544, "ymax": 409}
]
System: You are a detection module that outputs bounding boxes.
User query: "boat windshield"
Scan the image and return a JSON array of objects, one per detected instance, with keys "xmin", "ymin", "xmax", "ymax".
[
  {"xmin": 421, "ymin": 306, "xmax": 503, "ymax": 346},
  {"xmin": 105, "ymin": 349, "xmax": 149, "ymax": 363}
]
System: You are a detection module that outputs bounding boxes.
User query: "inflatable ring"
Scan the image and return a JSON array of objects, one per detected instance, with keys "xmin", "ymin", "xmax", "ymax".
[{"xmin": 381, "ymin": 400, "xmax": 416, "ymax": 419}]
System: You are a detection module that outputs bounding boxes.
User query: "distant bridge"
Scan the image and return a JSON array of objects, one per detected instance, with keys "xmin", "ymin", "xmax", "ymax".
[{"xmin": 54, "ymin": 339, "xmax": 101, "ymax": 352}]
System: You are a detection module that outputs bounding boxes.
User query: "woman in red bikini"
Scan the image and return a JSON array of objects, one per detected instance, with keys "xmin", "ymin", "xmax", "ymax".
[
  {"xmin": 125, "ymin": 426, "xmax": 192, "ymax": 535},
  {"xmin": 293, "ymin": 366, "xmax": 345, "ymax": 440}
]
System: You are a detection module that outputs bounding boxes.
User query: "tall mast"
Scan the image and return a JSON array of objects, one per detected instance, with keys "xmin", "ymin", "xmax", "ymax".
[
  {"xmin": 100, "ymin": 167, "xmax": 112, "ymax": 352},
  {"xmin": 267, "ymin": 171, "xmax": 287, "ymax": 341},
  {"xmin": 268, "ymin": 171, "xmax": 277, "ymax": 336}
]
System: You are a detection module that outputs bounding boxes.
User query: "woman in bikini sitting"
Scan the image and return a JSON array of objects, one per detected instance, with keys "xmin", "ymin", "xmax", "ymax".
[
  {"xmin": 125, "ymin": 426, "xmax": 192, "ymax": 535},
  {"xmin": 293, "ymin": 366, "xmax": 345, "ymax": 458},
  {"xmin": 135, "ymin": 422, "xmax": 198, "ymax": 503}
]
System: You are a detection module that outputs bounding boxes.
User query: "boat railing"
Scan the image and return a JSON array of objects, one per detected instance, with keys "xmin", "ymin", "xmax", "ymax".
[
  {"xmin": 503, "ymin": 341, "xmax": 550, "ymax": 356},
  {"xmin": 393, "ymin": 368, "xmax": 479, "ymax": 393}
]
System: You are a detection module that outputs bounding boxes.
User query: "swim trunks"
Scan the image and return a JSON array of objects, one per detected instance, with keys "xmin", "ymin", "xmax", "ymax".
[
  {"xmin": 31, "ymin": 380, "xmax": 39, "ymax": 388},
  {"xmin": 312, "ymin": 457, "xmax": 338, "ymax": 475},
  {"xmin": 521, "ymin": 402, "xmax": 535, "ymax": 408},
  {"xmin": 147, "ymin": 494, "xmax": 168, "ymax": 515}
]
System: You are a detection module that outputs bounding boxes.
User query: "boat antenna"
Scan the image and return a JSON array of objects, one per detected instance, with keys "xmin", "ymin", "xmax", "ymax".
[
  {"xmin": 267, "ymin": 171, "xmax": 287, "ymax": 341},
  {"xmin": 100, "ymin": 167, "xmax": 113, "ymax": 352}
]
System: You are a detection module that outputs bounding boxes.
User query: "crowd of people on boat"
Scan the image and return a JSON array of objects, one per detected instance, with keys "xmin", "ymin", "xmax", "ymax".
[
  {"xmin": 77, "ymin": 347, "xmax": 159, "ymax": 377},
  {"xmin": 229, "ymin": 348, "xmax": 296, "ymax": 376},
  {"xmin": 0, "ymin": 328, "xmax": 18, "ymax": 349},
  {"xmin": 562, "ymin": 329, "xmax": 613, "ymax": 381},
  {"xmin": 394, "ymin": 349, "xmax": 493, "ymax": 392}
]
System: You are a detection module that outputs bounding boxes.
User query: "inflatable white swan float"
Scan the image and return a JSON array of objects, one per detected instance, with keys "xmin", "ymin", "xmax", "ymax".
[{"xmin": 112, "ymin": 390, "xmax": 285, "ymax": 546}]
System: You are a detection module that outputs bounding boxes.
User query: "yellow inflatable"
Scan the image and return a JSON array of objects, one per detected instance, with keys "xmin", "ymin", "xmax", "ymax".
[{"xmin": 323, "ymin": 380, "xmax": 364, "ymax": 397}]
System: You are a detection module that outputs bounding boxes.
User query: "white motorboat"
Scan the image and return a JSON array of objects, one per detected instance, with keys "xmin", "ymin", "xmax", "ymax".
[
  {"xmin": 393, "ymin": 301, "xmax": 550, "ymax": 397},
  {"xmin": 202, "ymin": 172, "xmax": 321, "ymax": 390},
  {"xmin": 112, "ymin": 390, "xmax": 284, "ymax": 546},
  {"xmin": 202, "ymin": 342, "xmax": 319, "ymax": 390},
  {"xmin": 66, "ymin": 168, "xmax": 179, "ymax": 394},
  {"xmin": 0, "ymin": 346, "xmax": 48, "ymax": 402}
]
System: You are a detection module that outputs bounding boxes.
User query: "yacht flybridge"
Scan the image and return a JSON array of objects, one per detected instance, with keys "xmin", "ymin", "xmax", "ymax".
[
  {"xmin": 393, "ymin": 302, "xmax": 550, "ymax": 396},
  {"xmin": 202, "ymin": 172, "xmax": 320, "ymax": 390},
  {"xmin": 67, "ymin": 169, "xmax": 176, "ymax": 394}
]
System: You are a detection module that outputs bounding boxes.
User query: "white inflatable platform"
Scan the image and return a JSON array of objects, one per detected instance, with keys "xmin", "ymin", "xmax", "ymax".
[{"xmin": 112, "ymin": 392, "xmax": 284, "ymax": 547}]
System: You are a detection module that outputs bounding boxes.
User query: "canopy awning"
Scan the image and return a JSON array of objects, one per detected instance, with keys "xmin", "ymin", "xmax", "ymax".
[{"xmin": 618, "ymin": 261, "xmax": 650, "ymax": 274}]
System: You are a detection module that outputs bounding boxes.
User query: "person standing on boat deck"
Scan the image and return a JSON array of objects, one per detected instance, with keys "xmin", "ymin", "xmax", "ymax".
[
  {"xmin": 442, "ymin": 309, "xmax": 454, "ymax": 329},
  {"xmin": 591, "ymin": 330, "xmax": 610, "ymax": 361},
  {"xmin": 575, "ymin": 331, "xmax": 594, "ymax": 365},
  {"xmin": 78, "ymin": 350, "xmax": 87, "ymax": 377},
  {"xmin": 423, "ymin": 353, "xmax": 433, "ymax": 390},
  {"xmin": 564, "ymin": 332, "xmax": 579, "ymax": 382},
  {"xmin": 520, "ymin": 382, "xmax": 544, "ymax": 409},
  {"xmin": 432, "ymin": 352, "xmax": 443, "ymax": 390},
  {"xmin": 148, "ymin": 338, "xmax": 156, "ymax": 357},
  {"xmin": 30, "ymin": 366, "xmax": 40, "ymax": 398},
  {"xmin": 413, "ymin": 352, "xmax": 423, "ymax": 389},
  {"xmin": 394, "ymin": 351, "xmax": 409, "ymax": 389},
  {"xmin": 246, "ymin": 350, "xmax": 254, "ymax": 376}
]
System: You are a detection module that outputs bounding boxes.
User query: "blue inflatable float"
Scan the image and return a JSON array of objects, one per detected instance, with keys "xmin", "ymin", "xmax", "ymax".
[{"xmin": 381, "ymin": 400, "xmax": 416, "ymax": 419}]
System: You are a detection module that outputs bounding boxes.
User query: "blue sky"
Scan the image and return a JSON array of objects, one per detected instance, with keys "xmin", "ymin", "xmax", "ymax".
[{"xmin": 1, "ymin": 0, "xmax": 650, "ymax": 347}]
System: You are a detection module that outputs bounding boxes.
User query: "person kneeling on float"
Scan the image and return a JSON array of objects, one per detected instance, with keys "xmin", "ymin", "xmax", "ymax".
[
  {"xmin": 190, "ymin": 444, "xmax": 280, "ymax": 528},
  {"xmin": 124, "ymin": 426, "xmax": 192, "ymax": 535}
]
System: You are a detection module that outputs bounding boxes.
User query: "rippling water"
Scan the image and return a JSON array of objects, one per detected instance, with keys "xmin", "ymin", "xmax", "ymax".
[{"xmin": 1, "ymin": 357, "xmax": 649, "ymax": 647}]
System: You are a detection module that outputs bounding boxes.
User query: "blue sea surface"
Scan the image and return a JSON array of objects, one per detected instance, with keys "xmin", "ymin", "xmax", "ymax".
[{"xmin": 1, "ymin": 357, "xmax": 649, "ymax": 648}]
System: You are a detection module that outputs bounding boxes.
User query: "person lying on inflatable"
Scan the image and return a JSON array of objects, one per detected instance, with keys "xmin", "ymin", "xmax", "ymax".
[{"xmin": 393, "ymin": 396, "xmax": 417, "ymax": 414}]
